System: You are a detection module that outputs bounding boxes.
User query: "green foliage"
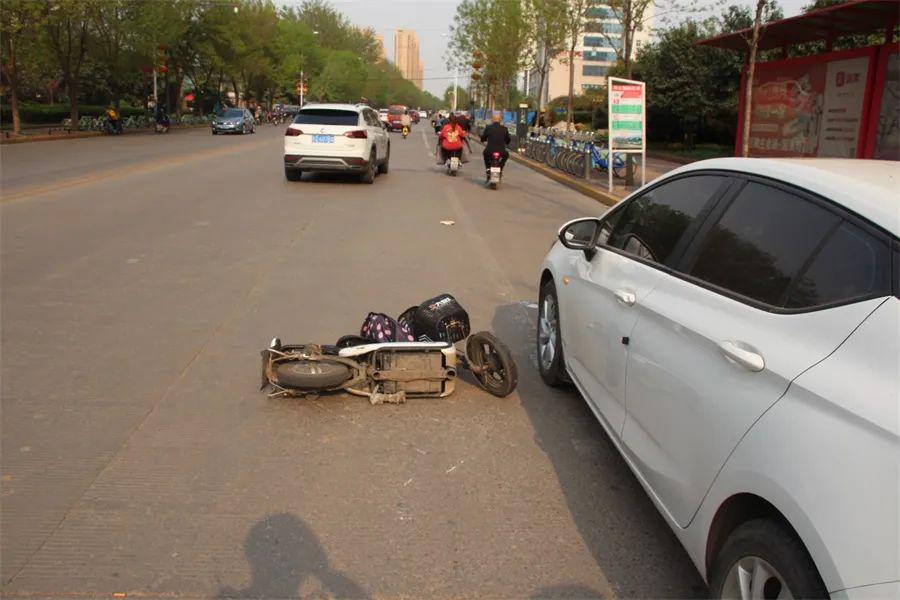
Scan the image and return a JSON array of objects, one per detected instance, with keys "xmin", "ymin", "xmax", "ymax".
[
  {"xmin": 1, "ymin": 0, "xmax": 438, "ymax": 128},
  {"xmin": 443, "ymin": 85, "xmax": 471, "ymax": 110},
  {"xmin": 448, "ymin": 0, "xmax": 529, "ymax": 108}
]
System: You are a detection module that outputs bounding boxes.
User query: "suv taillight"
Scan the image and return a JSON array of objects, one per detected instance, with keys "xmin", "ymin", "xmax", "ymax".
[
  {"xmin": 344, "ymin": 130, "xmax": 367, "ymax": 139},
  {"xmin": 285, "ymin": 128, "xmax": 302, "ymax": 136}
]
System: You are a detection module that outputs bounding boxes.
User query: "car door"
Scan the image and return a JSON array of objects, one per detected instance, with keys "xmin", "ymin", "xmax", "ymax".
[
  {"xmin": 621, "ymin": 177, "xmax": 894, "ymax": 528},
  {"xmin": 365, "ymin": 110, "xmax": 385, "ymax": 159},
  {"xmin": 560, "ymin": 174, "xmax": 733, "ymax": 438}
]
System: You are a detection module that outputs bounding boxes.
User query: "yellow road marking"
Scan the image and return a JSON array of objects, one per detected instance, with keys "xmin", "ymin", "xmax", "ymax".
[{"xmin": 1, "ymin": 138, "xmax": 271, "ymax": 204}]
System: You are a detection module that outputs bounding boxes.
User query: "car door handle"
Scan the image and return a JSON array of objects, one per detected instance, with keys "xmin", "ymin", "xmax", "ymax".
[
  {"xmin": 613, "ymin": 290, "xmax": 636, "ymax": 306},
  {"xmin": 718, "ymin": 341, "xmax": 765, "ymax": 372}
]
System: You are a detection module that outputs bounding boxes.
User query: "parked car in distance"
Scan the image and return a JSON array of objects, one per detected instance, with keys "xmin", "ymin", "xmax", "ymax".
[
  {"xmin": 211, "ymin": 108, "xmax": 255, "ymax": 135},
  {"xmin": 283, "ymin": 103, "xmax": 390, "ymax": 184},
  {"xmin": 418, "ymin": 110, "xmax": 428, "ymax": 120},
  {"xmin": 538, "ymin": 158, "xmax": 899, "ymax": 600}
]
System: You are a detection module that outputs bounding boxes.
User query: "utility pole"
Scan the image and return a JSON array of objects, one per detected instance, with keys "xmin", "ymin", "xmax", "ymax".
[
  {"xmin": 300, "ymin": 68, "xmax": 304, "ymax": 106},
  {"xmin": 452, "ymin": 68, "xmax": 458, "ymax": 112}
]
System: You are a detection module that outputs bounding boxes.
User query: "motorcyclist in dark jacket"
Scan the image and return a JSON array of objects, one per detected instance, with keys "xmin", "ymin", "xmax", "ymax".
[{"xmin": 480, "ymin": 112, "xmax": 511, "ymax": 171}]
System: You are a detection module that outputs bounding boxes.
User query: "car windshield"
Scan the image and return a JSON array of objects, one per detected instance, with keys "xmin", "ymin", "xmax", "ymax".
[
  {"xmin": 224, "ymin": 109, "xmax": 243, "ymax": 117},
  {"xmin": 293, "ymin": 110, "xmax": 359, "ymax": 125}
]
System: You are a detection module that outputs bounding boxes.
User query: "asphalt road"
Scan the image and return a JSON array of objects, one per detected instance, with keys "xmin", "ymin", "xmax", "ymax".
[{"xmin": 1, "ymin": 125, "xmax": 706, "ymax": 598}]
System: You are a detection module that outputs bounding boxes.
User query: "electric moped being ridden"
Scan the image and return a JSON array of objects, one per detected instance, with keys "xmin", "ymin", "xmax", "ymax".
[
  {"xmin": 260, "ymin": 295, "xmax": 518, "ymax": 404},
  {"xmin": 441, "ymin": 149, "xmax": 462, "ymax": 176},
  {"xmin": 486, "ymin": 151, "xmax": 504, "ymax": 189},
  {"xmin": 402, "ymin": 125, "xmax": 410, "ymax": 139}
]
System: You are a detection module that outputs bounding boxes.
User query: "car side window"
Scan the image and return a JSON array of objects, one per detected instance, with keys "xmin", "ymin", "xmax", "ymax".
[
  {"xmin": 688, "ymin": 182, "xmax": 840, "ymax": 307},
  {"xmin": 601, "ymin": 175, "xmax": 727, "ymax": 266},
  {"xmin": 785, "ymin": 221, "xmax": 892, "ymax": 308},
  {"xmin": 365, "ymin": 111, "xmax": 378, "ymax": 127}
]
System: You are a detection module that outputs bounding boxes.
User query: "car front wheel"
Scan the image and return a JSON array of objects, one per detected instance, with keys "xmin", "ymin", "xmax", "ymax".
[
  {"xmin": 537, "ymin": 279, "xmax": 566, "ymax": 386},
  {"xmin": 710, "ymin": 519, "xmax": 828, "ymax": 600}
]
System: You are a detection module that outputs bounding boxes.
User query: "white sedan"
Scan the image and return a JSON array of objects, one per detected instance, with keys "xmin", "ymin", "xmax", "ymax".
[{"xmin": 538, "ymin": 158, "xmax": 898, "ymax": 600}]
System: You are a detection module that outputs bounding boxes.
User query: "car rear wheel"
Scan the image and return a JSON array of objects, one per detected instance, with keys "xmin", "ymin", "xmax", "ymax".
[
  {"xmin": 710, "ymin": 519, "xmax": 828, "ymax": 600},
  {"xmin": 285, "ymin": 168, "xmax": 302, "ymax": 182},
  {"xmin": 537, "ymin": 279, "xmax": 567, "ymax": 386},
  {"xmin": 378, "ymin": 145, "xmax": 390, "ymax": 174},
  {"xmin": 360, "ymin": 150, "xmax": 376, "ymax": 184}
]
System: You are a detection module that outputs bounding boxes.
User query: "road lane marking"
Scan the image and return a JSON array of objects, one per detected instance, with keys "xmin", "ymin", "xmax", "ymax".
[{"xmin": 1, "ymin": 138, "xmax": 270, "ymax": 204}]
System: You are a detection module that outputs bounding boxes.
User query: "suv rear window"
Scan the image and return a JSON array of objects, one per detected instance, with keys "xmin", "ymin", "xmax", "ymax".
[
  {"xmin": 293, "ymin": 110, "xmax": 359, "ymax": 126},
  {"xmin": 388, "ymin": 108, "xmax": 404, "ymax": 115}
]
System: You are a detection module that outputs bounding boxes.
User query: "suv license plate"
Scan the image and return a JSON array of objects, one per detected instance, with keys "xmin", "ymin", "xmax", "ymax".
[
  {"xmin": 312, "ymin": 135, "xmax": 334, "ymax": 143},
  {"xmin": 490, "ymin": 167, "xmax": 501, "ymax": 173}
]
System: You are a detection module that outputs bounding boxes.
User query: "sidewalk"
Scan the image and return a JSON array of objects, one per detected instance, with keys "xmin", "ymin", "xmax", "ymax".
[{"xmin": 504, "ymin": 145, "xmax": 685, "ymax": 206}]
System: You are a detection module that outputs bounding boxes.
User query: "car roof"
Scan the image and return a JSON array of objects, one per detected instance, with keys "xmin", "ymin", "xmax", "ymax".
[
  {"xmin": 668, "ymin": 158, "xmax": 899, "ymax": 237},
  {"xmin": 299, "ymin": 103, "xmax": 363, "ymax": 113}
]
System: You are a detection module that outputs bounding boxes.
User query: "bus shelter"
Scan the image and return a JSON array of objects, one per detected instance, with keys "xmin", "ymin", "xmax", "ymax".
[{"xmin": 699, "ymin": 0, "xmax": 898, "ymax": 160}]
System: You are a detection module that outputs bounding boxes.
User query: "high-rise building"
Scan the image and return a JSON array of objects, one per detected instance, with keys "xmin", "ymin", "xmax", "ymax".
[
  {"xmin": 374, "ymin": 34, "xmax": 387, "ymax": 61},
  {"xmin": 525, "ymin": 3, "xmax": 653, "ymax": 106},
  {"xmin": 394, "ymin": 29, "xmax": 423, "ymax": 90}
]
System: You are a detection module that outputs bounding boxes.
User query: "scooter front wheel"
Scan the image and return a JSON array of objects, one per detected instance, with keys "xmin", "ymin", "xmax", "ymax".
[
  {"xmin": 466, "ymin": 331, "xmax": 518, "ymax": 397},
  {"xmin": 275, "ymin": 360, "xmax": 351, "ymax": 390}
]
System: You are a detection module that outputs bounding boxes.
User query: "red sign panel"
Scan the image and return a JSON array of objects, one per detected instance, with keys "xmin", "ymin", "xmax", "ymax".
[{"xmin": 737, "ymin": 47, "xmax": 877, "ymax": 158}]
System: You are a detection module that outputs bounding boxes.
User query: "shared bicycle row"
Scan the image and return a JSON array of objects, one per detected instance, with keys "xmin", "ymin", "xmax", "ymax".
[{"xmin": 520, "ymin": 127, "xmax": 642, "ymax": 182}]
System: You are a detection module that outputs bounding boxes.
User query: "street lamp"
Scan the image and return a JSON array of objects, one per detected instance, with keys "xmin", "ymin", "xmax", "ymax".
[
  {"xmin": 442, "ymin": 33, "xmax": 458, "ymax": 112},
  {"xmin": 299, "ymin": 32, "xmax": 319, "ymax": 106}
]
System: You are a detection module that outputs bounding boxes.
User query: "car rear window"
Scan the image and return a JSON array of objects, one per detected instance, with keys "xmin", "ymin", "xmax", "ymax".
[
  {"xmin": 293, "ymin": 110, "xmax": 359, "ymax": 126},
  {"xmin": 388, "ymin": 108, "xmax": 404, "ymax": 115}
]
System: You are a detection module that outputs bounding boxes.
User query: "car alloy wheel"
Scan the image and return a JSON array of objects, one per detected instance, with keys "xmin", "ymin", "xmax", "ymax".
[
  {"xmin": 538, "ymin": 294, "xmax": 558, "ymax": 372},
  {"xmin": 720, "ymin": 556, "xmax": 793, "ymax": 600}
]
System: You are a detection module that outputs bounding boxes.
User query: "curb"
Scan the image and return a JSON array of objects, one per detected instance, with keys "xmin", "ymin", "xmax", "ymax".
[
  {"xmin": 507, "ymin": 150, "xmax": 621, "ymax": 207},
  {"xmin": 469, "ymin": 136, "xmax": 620, "ymax": 207},
  {"xmin": 0, "ymin": 123, "xmax": 210, "ymax": 145}
]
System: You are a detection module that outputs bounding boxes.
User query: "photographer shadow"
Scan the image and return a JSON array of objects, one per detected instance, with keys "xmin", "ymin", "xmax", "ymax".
[{"xmin": 217, "ymin": 512, "xmax": 368, "ymax": 600}]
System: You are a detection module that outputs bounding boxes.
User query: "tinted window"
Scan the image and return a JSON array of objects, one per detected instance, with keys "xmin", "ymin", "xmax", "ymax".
[
  {"xmin": 224, "ymin": 109, "xmax": 243, "ymax": 117},
  {"xmin": 603, "ymin": 175, "xmax": 726, "ymax": 265},
  {"xmin": 690, "ymin": 182, "xmax": 840, "ymax": 306},
  {"xmin": 293, "ymin": 110, "xmax": 359, "ymax": 126},
  {"xmin": 786, "ymin": 221, "xmax": 892, "ymax": 308},
  {"xmin": 366, "ymin": 111, "xmax": 379, "ymax": 126}
]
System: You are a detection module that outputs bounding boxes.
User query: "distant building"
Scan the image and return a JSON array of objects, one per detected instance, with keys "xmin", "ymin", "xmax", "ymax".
[
  {"xmin": 525, "ymin": 3, "xmax": 653, "ymax": 105},
  {"xmin": 394, "ymin": 29, "xmax": 424, "ymax": 90},
  {"xmin": 374, "ymin": 34, "xmax": 387, "ymax": 61}
]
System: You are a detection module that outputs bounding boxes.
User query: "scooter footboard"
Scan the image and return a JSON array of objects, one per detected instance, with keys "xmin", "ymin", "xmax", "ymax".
[{"xmin": 369, "ymin": 345, "xmax": 457, "ymax": 398}]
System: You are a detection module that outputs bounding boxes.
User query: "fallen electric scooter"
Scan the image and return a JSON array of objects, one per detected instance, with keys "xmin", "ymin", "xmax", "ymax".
[{"xmin": 260, "ymin": 295, "xmax": 517, "ymax": 404}]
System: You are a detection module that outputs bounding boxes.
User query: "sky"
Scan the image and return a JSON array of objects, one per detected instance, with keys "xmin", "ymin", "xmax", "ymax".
[{"xmin": 281, "ymin": 0, "xmax": 813, "ymax": 98}]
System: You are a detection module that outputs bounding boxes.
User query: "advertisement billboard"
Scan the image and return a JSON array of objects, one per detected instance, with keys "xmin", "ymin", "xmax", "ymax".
[
  {"xmin": 865, "ymin": 43, "xmax": 899, "ymax": 160},
  {"xmin": 737, "ymin": 47, "xmax": 877, "ymax": 158}
]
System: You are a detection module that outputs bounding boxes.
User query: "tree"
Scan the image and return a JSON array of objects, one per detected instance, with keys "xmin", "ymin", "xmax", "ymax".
[
  {"xmin": 741, "ymin": 0, "xmax": 766, "ymax": 156},
  {"xmin": 562, "ymin": 0, "xmax": 590, "ymax": 130},
  {"xmin": 523, "ymin": 0, "xmax": 568, "ymax": 111},
  {"xmin": 1, "ymin": 0, "xmax": 44, "ymax": 134},
  {"xmin": 44, "ymin": 0, "xmax": 93, "ymax": 126},
  {"xmin": 448, "ymin": 0, "xmax": 529, "ymax": 109},
  {"xmin": 310, "ymin": 50, "xmax": 365, "ymax": 102},
  {"xmin": 443, "ymin": 84, "xmax": 470, "ymax": 110}
]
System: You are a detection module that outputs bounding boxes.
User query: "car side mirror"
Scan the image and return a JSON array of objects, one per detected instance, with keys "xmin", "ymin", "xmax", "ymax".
[{"xmin": 558, "ymin": 218, "xmax": 602, "ymax": 260}]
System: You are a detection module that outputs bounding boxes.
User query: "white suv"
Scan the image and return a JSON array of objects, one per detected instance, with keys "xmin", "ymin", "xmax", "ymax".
[
  {"xmin": 284, "ymin": 103, "xmax": 390, "ymax": 183},
  {"xmin": 539, "ymin": 158, "xmax": 898, "ymax": 600}
]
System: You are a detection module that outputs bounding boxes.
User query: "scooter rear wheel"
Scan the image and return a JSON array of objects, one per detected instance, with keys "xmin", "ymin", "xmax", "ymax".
[
  {"xmin": 275, "ymin": 360, "xmax": 351, "ymax": 390},
  {"xmin": 466, "ymin": 331, "xmax": 518, "ymax": 397}
]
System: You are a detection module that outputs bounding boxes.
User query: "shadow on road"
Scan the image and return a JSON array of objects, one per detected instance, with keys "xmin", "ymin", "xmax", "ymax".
[
  {"xmin": 491, "ymin": 302, "xmax": 707, "ymax": 599},
  {"xmin": 530, "ymin": 584, "xmax": 606, "ymax": 599},
  {"xmin": 217, "ymin": 512, "xmax": 369, "ymax": 599}
]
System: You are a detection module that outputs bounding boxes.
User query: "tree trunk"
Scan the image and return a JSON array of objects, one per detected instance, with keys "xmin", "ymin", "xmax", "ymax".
[
  {"xmin": 566, "ymin": 44, "xmax": 575, "ymax": 132},
  {"xmin": 2, "ymin": 37, "xmax": 21, "ymax": 135},
  {"xmin": 175, "ymin": 72, "xmax": 184, "ymax": 119},
  {"xmin": 67, "ymin": 80, "xmax": 79, "ymax": 127},
  {"xmin": 741, "ymin": 0, "xmax": 766, "ymax": 157}
]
